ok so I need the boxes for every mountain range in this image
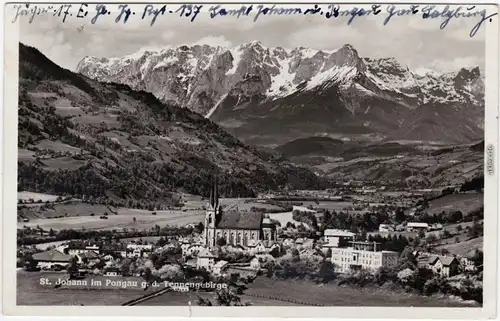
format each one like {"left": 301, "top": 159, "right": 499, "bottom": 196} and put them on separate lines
{"left": 77, "top": 41, "right": 485, "bottom": 147}
{"left": 17, "top": 43, "right": 325, "bottom": 206}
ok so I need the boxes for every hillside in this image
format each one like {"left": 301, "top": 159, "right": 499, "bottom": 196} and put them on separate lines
{"left": 77, "top": 42, "right": 484, "bottom": 146}
{"left": 276, "top": 138, "right": 422, "bottom": 159}
{"left": 310, "top": 142, "right": 484, "bottom": 188}
{"left": 17, "top": 43, "right": 325, "bottom": 207}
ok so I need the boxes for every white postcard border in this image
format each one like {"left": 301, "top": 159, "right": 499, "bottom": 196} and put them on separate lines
{"left": 2, "top": 0, "right": 499, "bottom": 318}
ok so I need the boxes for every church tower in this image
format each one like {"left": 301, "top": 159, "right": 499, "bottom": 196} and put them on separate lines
{"left": 205, "top": 178, "right": 221, "bottom": 247}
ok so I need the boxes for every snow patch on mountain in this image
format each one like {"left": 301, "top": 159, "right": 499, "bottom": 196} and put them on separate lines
{"left": 77, "top": 42, "right": 484, "bottom": 119}
{"left": 206, "top": 93, "right": 228, "bottom": 118}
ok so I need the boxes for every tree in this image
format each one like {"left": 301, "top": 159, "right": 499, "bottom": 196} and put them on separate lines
{"left": 418, "top": 230, "right": 425, "bottom": 238}
{"left": 121, "top": 258, "right": 132, "bottom": 276}
{"left": 269, "top": 246, "right": 281, "bottom": 258}
{"left": 23, "top": 254, "right": 39, "bottom": 271}
{"left": 317, "top": 260, "right": 336, "bottom": 283}
{"left": 395, "top": 208, "right": 406, "bottom": 223}
{"left": 133, "top": 217, "right": 137, "bottom": 224}
{"left": 194, "top": 222, "right": 204, "bottom": 234}
{"left": 398, "top": 247, "right": 417, "bottom": 270}
{"left": 468, "top": 221, "right": 482, "bottom": 239}
{"left": 439, "top": 249, "right": 449, "bottom": 255}
{"left": 143, "top": 267, "right": 154, "bottom": 283}
{"left": 471, "top": 249, "right": 483, "bottom": 270}
{"left": 425, "top": 234, "right": 437, "bottom": 244}
{"left": 216, "top": 237, "right": 227, "bottom": 247}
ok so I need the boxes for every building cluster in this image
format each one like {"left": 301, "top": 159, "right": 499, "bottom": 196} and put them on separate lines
{"left": 28, "top": 182, "right": 479, "bottom": 282}
{"left": 413, "top": 250, "right": 476, "bottom": 277}
{"left": 32, "top": 240, "right": 156, "bottom": 271}
{"left": 322, "top": 229, "right": 399, "bottom": 274}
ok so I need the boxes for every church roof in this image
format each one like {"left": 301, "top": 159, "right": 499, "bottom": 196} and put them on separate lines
{"left": 216, "top": 211, "right": 263, "bottom": 230}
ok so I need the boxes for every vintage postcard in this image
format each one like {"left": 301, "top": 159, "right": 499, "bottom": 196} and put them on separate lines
{"left": 2, "top": 1, "right": 499, "bottom": 318}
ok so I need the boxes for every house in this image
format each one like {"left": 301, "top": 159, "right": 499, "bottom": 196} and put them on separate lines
{"left": 330, "top": 241, "right": 398, "bottom": 274}
{"left": 180, "top": 240, "right": 192, "bottom": 255}
{"left": 125, "top": 243, "right": 154, "bottom": 258}
{"left": 406, "top": 222, "right": 429, "bottom": 232}
{"left": 64, "top": 241, "right": 100, "bottom": 255}
{"left": 104, "top": 267, "right": 121, "bottom": 276}
{"left": 417, "top": 254, "right": 459, "bottom": 277}
{"left": 247, "top": 240, "right": 281, "bottom": 255}
{"left": 32, "top": 249, "right": 72, "bottom": 269}
{"left": 101, "top": 252, "right": 118, "bottom": 261}
{"left": 196, "top": 248, "right": 216, "bottom": 271}
{"left": 183, "top": 243, "right": 205, "bottom": 257}
{"left": 76, "top": 251, "right": 100, "bottom": 265}
{"left": 101, "top": 243, "right": 126, "bottom": 258}
{"left": 213, "top": 260, "right": 229, "bottom": 276}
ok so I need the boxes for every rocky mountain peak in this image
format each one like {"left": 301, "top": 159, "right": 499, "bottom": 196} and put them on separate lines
{"left": 76, "top": 42, "right": 483, "bottom": 144}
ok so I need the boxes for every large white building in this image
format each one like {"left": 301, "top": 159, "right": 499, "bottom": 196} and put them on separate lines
{"left": 406, "top": 222, "right": 429, "bottom": 232}
{"left": 330, "top": 241, "right": 399, "bottom": 273}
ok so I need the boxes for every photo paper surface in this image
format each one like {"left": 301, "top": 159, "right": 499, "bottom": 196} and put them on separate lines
{"left": 2, "top": 1, "right": 499, "bottom": 318}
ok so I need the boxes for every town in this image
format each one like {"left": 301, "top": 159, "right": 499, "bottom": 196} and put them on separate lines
{"left": 17, "top": 178, "right": 484, "bottom": 306}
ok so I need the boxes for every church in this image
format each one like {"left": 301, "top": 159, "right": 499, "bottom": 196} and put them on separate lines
{"left": 203, "top": 179, "right": 278, "bottom": 249}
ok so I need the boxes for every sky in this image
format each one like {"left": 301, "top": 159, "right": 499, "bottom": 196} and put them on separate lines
{"left": 12, "top": 3, "right": 493, "bottom": 73}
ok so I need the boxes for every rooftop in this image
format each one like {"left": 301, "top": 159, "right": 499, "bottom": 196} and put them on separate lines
{"left": 213, "top": 260, "right": 228, "bottom": 268}
{"left": 198, "top": 248, "right": 216, "bottom": 258}
{"left": 216, "top": 211, "right": 263, "bottom": 230}
{"left": 324, "top": 229, "right": 356, "bottom": 237}
{"left": 77, "top": 251, "right": 99, "bottom": 259}
{"left": 407, "top": 222, "right": 429, "bottom": 227}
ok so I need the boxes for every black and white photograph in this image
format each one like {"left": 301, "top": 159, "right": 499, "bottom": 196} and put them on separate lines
{"left": 3, "top": 1, "right": 499, "bottom": 317}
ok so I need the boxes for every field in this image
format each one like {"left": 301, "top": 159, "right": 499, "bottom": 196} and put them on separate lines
{"left": 427, "top": 193, "right": 483, "bottom": 215}
{"left": 17, "top": 272, "right": 480, "bottom": 307}
{"left": 300, "top": 201, "right": 353, "bottom": 211}
{"left": 241, "top": 278, "right": 479, "bottom": 307}
{"left": 18, "top": 191, "right": 60, "bottom": 203}
{"left": 119, "top": 236, "right": 164, "bottom": 243}
{"left": 268, "top": 211, "right": 310, "bottom": 229}
{"left": 17, "top": 198, "right": 270, "bottom": 231}
{"left": 139, "top": 277, "right": 479, "bottom": 307}
{"left": 18, "top": 205, "right": 205, "bottom": 231}
{"left": 17, "top": 271, "right": 151, "bottom": 306}
{"left": 35, "top": 239, "right": 79, "bottom": 250}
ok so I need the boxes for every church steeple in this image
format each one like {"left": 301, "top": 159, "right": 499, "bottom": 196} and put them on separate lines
{"left": 214, "top": 178, "right": 219, "bottom": 208}
{"left": 209, "top": 180, "right": 214, "bottom": 208}
{"left": 208, "top": 177, "right": 219, "bottom": 209}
